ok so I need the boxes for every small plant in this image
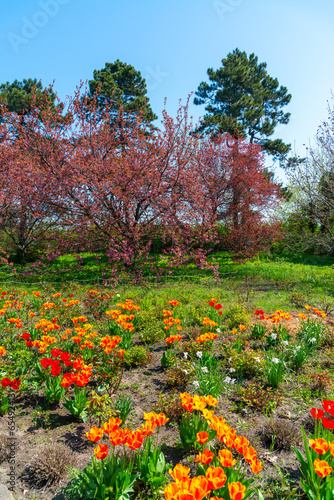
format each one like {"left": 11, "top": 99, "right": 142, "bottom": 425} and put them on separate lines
{"left": 227, "top": 347, "right": 265, "bottom": 378}
{"left": 153, "top": 391, "right": 186, "bottom": 422}
{"left": 251, "top": 322, "right": 267, "bottom": 339}
{"left": 310, "top": 371, "right": 333, "bottom": 392}
{"left": 264, "top": 353, "right": 287, "bottom": 388}
{"left": 166, "top": 366, "right": 191, "bottom": 387}
{"left": 285, "top": 341, "right": 309, "bottom": 371}
{"left": 289, "top": 292, "right": 307, "bottom": 308}
{"left": 123, "top": 346, "right": 152, "bottom": 367}
{"left": 261, "top": 418, "right": 301, "bottom": 450}
{"left": 64, "top": 385, "right": 89, "bottom": 422}
{"left": 238, "top": 382, "right": 281, "bottom": 414}
{"left": 23, "top": 442, "right": 75, "bottom": 487}
{"left": 298, "top": 318, "right": 327, "bottom": 349}
{"left": 114, "top": 394, "right": 135, "bottom": 425}
{"left": 193, "top": 364, "right": 225, "bottom": 399}
{"left": 86, "top": 391, "right": 117, "bottom": 427}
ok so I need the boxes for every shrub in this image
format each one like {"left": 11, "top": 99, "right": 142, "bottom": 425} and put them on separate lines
{"left": 238, "top": 382, "right": 281, "bottom": 414}
{"left": 221, "top": 303, "right": 249, "bottom": 331}
{"left": 153, "top": 391, "right": 186, "bottom": 422}
{"left": 166, "top": 366, "right": 192, "bottom": 387}
{"left": 23, "top": 442, "right": 75, "bottom": 487}
{"left": 123, "top": 346, "right": 152, "bottom": 367}
{"left": 260, "top": 418, "right": 301, "bottom": 450}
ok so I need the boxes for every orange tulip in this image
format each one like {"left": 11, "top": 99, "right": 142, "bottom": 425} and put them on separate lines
{"left": 196, "top": 431, "right": 209, "bottom": 445}
{"left": 195, "top": 449, "right": 214, "bottom": 465}
{"left": 169, "top": 464, "right": 191, "bottom": 483}
{"left": 309, "top": 438, "right": 330, "bottom": 454}
{"left": 125, "top": 430, "right": 144, "bottom": 450}
{"left": 243, "top": 446, "right": 257, "bottom": 463}
{"left": 103, "top": 417, "right": 122, "bottom": 434}
{"left": 206, "top": 466, "right": 227, "bottom": 490}
{"left": 109, "top": 428, "right": 131, "bottom": 446}
{"left": 218, "top": 448, "right": 236, "bottom": 467}
{"left": 189, "top": 476, "right": 211, "bottom": 500}
{"left": 86, "top": 427, "right": 104, "bottom": 442}
{"left": 234, "top": 436, "right": 249, "bottom": 454}
{"left": 250, "top": 459, "right": 263, "bottom": 474}
{"left": 94, "top": 444, "right": 109, "bottom": 460}
{"left": 204, "top": 395, "right": 218, "bottom": 407}
{"left": 228, "top": 481, "right": 247, "bottom": 500}
{"left": 314, "top": 459, "right": 333, "bottom": 477}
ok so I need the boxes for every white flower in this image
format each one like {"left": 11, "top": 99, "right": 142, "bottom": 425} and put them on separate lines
{"left": 216, "top": 328, "right": 221, "bottom": 334}
{"left": 224, "top": 376, "right": 235, "bottom": 384}
{"left": 201, "top": 367, "right": 209, "bottom": 373}
{"left": 271, "top": 333, "right": 277, "bottom": 340}
{"left": 295, "top": 345, "right": 301, "bottom": 350}
{"left": 272, "top": 357, "right": 280, "bottom": 364}
{"left": 229, "top": 357, "right": 232, "bottom": 363}
{"left": 116, "top": 294, "right": 120, "bottom": 297}
{"left": 193, "top": 380, "right": 199, "bottom": 387}
{"left": 196, "top": 351, "right": 203, "bottom": 359}
{"left": 282, "top": 341, "right": 289, "bottom": 346}
{"left": 309, "top": 337, "right": 316, "bottom": 343}
{"left": 183, "top": 352, "right": 188, "bottom": 359}
{"left": 229, "top": 368, "right": 236, "bottom": 373}
{"left": 182, "top": 370, "right": 189, "bottom": 375}
{"left": 254, "top": 357, "right": 261, "bottom": 363}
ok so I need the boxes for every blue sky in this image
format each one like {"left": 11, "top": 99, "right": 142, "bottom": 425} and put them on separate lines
{"left": 1, "top": 0, "right": 334, "bottom": 181}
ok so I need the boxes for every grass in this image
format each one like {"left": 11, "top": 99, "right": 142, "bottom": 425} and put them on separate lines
{"left": 0, "top": 252, "right": 334, "bottom": 497}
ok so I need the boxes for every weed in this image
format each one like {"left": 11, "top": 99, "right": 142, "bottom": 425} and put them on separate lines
{"left": 123, "top": 346, "right": 152, "bottom": 367}
{"left": 23, "top": 442, "right": 75, "bottom": 487}
{"left": 260, "top": 418, "right": 301, "bottom": 450}
{"left": 238, "top": 382, "right": 281, "bottom": 414}
{"left": 153, "top": 391, "right": 185, "bottom": 422}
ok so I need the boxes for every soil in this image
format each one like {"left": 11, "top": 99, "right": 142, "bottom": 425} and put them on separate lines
{"left": 0, "top": 310, "right": 333, "bottom": 499}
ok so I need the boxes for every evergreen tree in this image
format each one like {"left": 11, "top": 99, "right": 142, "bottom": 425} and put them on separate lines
{"left": 194, "top": 48, "right": 292, "bottom": 162}
{"left": 89, "top": 60, "right": 156, "bottom": 122}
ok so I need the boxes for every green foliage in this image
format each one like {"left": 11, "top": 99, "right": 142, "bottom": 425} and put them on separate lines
{"left": 63, "top": 453, "right": 138, "bottom": 500}
{"left": 227, "top": 348, "right": 265, "bottom": 378}
{"left": 194, "top": 48, "right": 291, "bottom": 161}
{"left": 123, "top": 346, "right": 152, "bottom": 367}
{"left": 251, "top": 322, "right": 267, "bottom": 339}
{"left": 44, "top": 375, "right": 65, "bottom": 403}
{"left": 86, "top": 391, "right": 117, "bottom": 427}
{"left": 221, "top": 302, "right": 249, "bottom": 330}
{"left": 264, "top": 353, "right": 287, "bottom": 388}
{"left": 298, "top": 318, "right": 327, "bottom": 349}
{"left": 89, "top": 60, "right": 156, "bottom": 122}
{"left": 177, "top": 411, "right": 215, "bottom": 452}
{"left": 0, "top": 78, "right": 60, "bottom": 117}
{"left": 63, "top": 385, "right": 89, "bottom": 422}
{"left": 135, "top": 437, "right": 168, "bottom": 495}
{"left": 113, "top": 394, "right": 134, "bottom": 425}
{"left": 238, "top": 382, "right": 281, "bottom": 414}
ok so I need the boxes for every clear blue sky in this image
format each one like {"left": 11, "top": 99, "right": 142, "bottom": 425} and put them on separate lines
{"left": 1, "top": 0, "right": 334, "bottom": 180}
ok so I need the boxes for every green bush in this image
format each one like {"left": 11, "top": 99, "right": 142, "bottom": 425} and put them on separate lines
{"left": 123, "top": 346, "right": 152, "bottom": 367}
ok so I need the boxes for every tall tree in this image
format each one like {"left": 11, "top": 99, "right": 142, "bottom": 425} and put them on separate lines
{"left": 89, "top": 60, "right": 157, "bottom": 122}
{"left": 194, "top": 48, "right": 292, "bottom": 162}
{"left": 0, "top": 78, "right": 61, "bottom": 119}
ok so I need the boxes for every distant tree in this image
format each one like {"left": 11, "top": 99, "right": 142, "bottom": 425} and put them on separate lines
{"left": 89, "top": 60, "right": 157, "bottom": 122}
{"left": 0, "top": 78, "right": 62, "bottom": 120}
{"left": 283, "top": 97, "right": 334, "bottom": 253}
{"left": 194, "top": 48, "right": 292, "bottom": 162}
